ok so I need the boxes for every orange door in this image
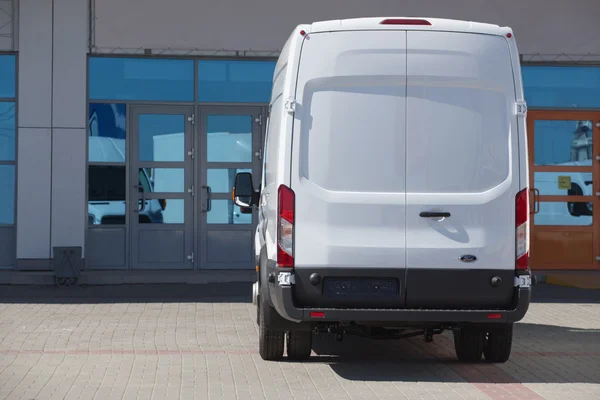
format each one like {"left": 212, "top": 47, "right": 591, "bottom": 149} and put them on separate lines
{"left": 528, "top": 111, "right": 600, "bottom": 270}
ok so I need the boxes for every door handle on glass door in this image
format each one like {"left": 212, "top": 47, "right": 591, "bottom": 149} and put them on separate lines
{"left": 202, "top": 186, "right": 212, "bottom": 212}
{"left": 531, "top": 188, "right": 540, "bottom": 214}
{"left": 134, "top": 185, "right": 146, "bottom": 212}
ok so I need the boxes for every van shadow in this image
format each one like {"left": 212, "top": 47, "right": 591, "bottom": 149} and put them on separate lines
{"left": 307, "top": 322, "right": 600, "bottom": 384}
{"left": 0, "top": 283, "right": 253, "bottom": 304}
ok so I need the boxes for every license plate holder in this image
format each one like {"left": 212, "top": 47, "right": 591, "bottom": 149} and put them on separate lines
{"left": 323, "top": 277, "right": 399, "bottom": 298}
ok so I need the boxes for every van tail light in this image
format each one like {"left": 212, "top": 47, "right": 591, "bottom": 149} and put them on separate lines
{"left": 516, "top": 188, "right": 529, "bottom": 270}
{"left": 277, "top": 185, "right": 295, "bottom": 268}
{"left": 380, "top": 19, "right": 431, "bottom": 26}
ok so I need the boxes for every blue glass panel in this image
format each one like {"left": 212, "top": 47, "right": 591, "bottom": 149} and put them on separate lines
{"left": 534, "top": 120, "right": 593, "bottom": 166}
{"left": 522, "top": 66, "right": 600, "bottom": 109}
{"left": 88, "top": 103, "right": 127, "bottom": 162}
{"left": 0, "top": 55, "right": 15, "bottom": 98}
{"left": 0, "top": 102, "right": 15, "bottom": 161}
{"left": 138, "top": 114, "right": 185, "bottom": 162}
{"left": 89, "top": 58, "right": 194, "bottom": 101}
{"left": 198, "top": 60, "right": 276, "bottom": 103}
{"left": 207, "top": 115, "right": 252, "bottom": 162}
{"left": 0, "top": 165, "right": 15, "bottom": 224}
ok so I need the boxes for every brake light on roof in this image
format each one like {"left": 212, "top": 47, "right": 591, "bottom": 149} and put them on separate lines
{"left": 277, "top": 185, "right": 295, "bottom": 268}
{"left": 380, "top": 19, "right": 432, "bottom": 26}
{"left": 515, "top": 188, "right": 529, "bottom": 270}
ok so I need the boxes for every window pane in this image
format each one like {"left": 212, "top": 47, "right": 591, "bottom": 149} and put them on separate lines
{"left": 534, "top": 201, "right": 592, "bottom": 226}
{"left": 534, "top": 172, "right": 592, "bottom": 196}
{"left": 198, "top": 60, "right": 275, "bottom": 103}
{"left": 88, "top": 103, "right": 126, "bottom": 162}
{"left": 207, "top": 115, "right": 252, "bottom": 162}
{"left": 534, "top": 120, "right": 593, "bottom": 166}
{"left": 88, "top": 166, "right": 126, "bottom": 225}
{"left": 0, "top": 102, "right": 15, "bottom": 161}
{"left": 89, "top": 57, "right": 194, "bottom": 101}
{"left": 522, "top": 66, "right": 600, "bottom": 109}
{"left": 140, "top": 199, "right": 184, "bottom": 224}
{"left": 139, "top": 114, "right": 185, "bottom": 162}
{"left": 0, "top": 55, "right": 16, "bottom": 98}
{"left": 207, "top": 168, "right": 252, "bottom": 193}
{"left": 139, "top": 168, "right": 185, "bottom": 193}
{"left": 207, "top": 199, "right": 252, "bottom": 224}
{"left": 0, "top": 165, "right": 14, "bottom": 224}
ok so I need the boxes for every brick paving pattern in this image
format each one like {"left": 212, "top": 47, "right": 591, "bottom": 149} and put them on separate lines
{"left": 0, "top": 284, "right": 598, "bottom": 400}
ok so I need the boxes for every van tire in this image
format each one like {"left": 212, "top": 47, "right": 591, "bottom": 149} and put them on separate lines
{"left": 286, "top": 330, "right": 312, "bottom": 360}
{"left": 454, "top": 327, "right": 485, "bottom": 362}
{"left": 258, "top": 301, "right": 284, "bottom": 361}
{"left": 484, "top": 324, "right": 513, "bottom": 363}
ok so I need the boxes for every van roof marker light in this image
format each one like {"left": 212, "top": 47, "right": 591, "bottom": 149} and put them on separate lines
{"left": 380, "top": 19, "right": 432, "bottom": 26}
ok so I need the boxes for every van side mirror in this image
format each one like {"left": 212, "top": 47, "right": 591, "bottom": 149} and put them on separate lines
{"left": 232, "top": 172, "right": 257, "bottom": 209}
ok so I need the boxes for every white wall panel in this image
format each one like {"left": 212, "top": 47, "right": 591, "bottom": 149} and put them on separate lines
{"left": 53, "top": 0, "right": 88, "bottom": 128}
{"left": 51, "top": 128, "right": 86, "bottom": 257}
{"left": 17, "top": 0, "right": 52, "bottom": 127}
{"left": 93, "top": 0, "right": 600, "bottom": 55}
{"left": 16, "top": 128, "right": 51, "bottom": 259}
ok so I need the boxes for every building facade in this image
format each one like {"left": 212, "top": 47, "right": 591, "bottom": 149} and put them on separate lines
{"left": 0, "top": 0, "right": 599, "bottom": 284}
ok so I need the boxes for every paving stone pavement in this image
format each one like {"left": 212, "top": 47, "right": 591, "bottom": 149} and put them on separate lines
{"left": 0, "top": 283, "right": 598, "bottom": 400}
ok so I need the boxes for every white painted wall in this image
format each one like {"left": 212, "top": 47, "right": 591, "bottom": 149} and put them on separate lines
{"left": 93, "top": 0, "right": 600, "bottom": 55}
{"left": 16, "top": 0, "right": 87, "bottom": 264}
{"left": 50, "top": 0, "right": 87, "bottom": 257}
{"left": 16, "top": 0, "right": 53, "bottom": 263}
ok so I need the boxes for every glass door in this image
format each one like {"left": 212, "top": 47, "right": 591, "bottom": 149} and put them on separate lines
{"left": 196, "top": 106, "right": 263, "bottom": 269}
{"left": 528, "top": 111, "right": 600, "bottom": 270}
{"left": 129, "top": 106, "right": 195, "bottom": 269}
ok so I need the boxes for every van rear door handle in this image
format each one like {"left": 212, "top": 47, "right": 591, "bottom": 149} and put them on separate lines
{"left": 420, "top": 211, "right": 451, "bottom": 218}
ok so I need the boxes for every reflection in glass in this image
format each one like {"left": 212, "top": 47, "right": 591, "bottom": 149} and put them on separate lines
{"left": 139, "top": 199, "right": 184, "bottom": 224}
{"left": 89, "top": 57, "right": 194, "bottom": 101}
{"left": 207, "top": 168, "right": 252, "bottom": 193}
{"left": 207, "top": 115, "right": 252, "bottom": 162}
{"left": 0, "top": 55, "right": 16, "bottom": 98}
{"left": 522, "top": 66, "right": 600, "bottom": 109}
{"left": 139, "top": 114, "right": 185, "bottom": 162}
{"left": 534, "top": 201, "right": 592, "bottom": 226}
{"left": 534, "top": 120, "right": 593, "bottom": 166}
{"left": 534, "top": 172, "right": 593, "bottom": 196}
{"left": 207, "top": 200, "right": 252, "bottom": 224}
{"left": 138, "top": 168, "right": 185, "bottom": 193}
{"left": 88, "top": 103, "right": 127, "bottom": 162}
{"left": 87, "top": 166, "right": 126, "bottom": 225}
{"left": 198, "top": 60, "right": 276, "bottom": 103}
{"left": 0, "top": 165, "right": 14, "bottom": 224}
{"left": 0, "top": 102, "right": 15, "bottom": 161}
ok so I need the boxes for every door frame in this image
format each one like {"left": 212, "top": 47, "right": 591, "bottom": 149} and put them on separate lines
{"left": 528, "top": 110, "right": 600, "bottom": 270}
{"left": 128, "top": 104, "right": 195, "bottom": 269}
{"left": 194, "top": 105, "right": 265, "bottom": 270}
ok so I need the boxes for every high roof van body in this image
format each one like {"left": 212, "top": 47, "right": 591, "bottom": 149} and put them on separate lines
{"left": 233, "top": 17, "right": 531, "bottom": 362}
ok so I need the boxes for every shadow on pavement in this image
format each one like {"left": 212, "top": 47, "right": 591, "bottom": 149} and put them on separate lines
{"left": 531, "top": 283, "right": 600, "bottom": 303}
{"left": 310, "top": 322, "right": 600, "bottom": 384}
{"left": 0, "top": 283, "right": 253, "bottom": 304}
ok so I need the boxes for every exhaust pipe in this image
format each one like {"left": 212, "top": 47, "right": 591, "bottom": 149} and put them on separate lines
{"left": 252, "top": 282, "right": 259, "bottom": 305}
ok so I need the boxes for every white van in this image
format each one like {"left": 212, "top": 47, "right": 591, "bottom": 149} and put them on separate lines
{"left": 233, "top": 17, "right": 531, "bottom": 363}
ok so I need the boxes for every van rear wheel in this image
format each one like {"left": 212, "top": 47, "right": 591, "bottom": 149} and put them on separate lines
{"left": 258, "top": 301, "right": 284, "bottom": 361}
{"left": 454, "top": 327, "right": 485, "bottom": 362}
{"left": 286, "top": 330, "right": 312, "bottom": 360}
{"left": 484, "top": 324, "right": 513, "bottom": 363}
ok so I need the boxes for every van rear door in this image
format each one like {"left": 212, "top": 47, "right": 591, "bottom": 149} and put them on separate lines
{"left": 404, "top": 31, "right": 520, "bottom": 309}
{"left": 289, "top": 30, "right": 408, "bottom": 309}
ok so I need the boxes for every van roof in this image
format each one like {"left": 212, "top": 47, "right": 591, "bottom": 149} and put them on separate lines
{"left": 304, "top": 17, "right": 509, "bottom": 37}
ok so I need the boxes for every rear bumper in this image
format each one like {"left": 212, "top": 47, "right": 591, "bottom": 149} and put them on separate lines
{"left": 270, "top": 283, "right": 531, "bottom": 324}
